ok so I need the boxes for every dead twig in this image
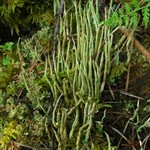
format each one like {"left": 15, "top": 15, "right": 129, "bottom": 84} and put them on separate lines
{"left": 125, "top": 63, "right": 130, "bottom": 92}
{"left": 53, "top": 0, "right": 64, "bottom": 55}
{"left": 111, "top": 127, "right": 137, "bottom": 150}
{"left": 120, "top": 91, "right": 145, "bottom": 100}
{"left": 119, "top": 26, "right": 150, "bottom": 64}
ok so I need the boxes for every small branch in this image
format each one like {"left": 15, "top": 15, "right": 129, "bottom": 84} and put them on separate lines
{"left": 119, "top": 26, "right": 150, "bottom": 64}
{"left": 125, "top": 63, "right": 130, "bottom": 92}
{"left": 111, "top": 127, "right": 137, "bottom": 150}
{"left": 120, "top": 91, "right": 145, "bottom": 100}
{"left": 53, "top": 0, "right": 64, "bottom": 55}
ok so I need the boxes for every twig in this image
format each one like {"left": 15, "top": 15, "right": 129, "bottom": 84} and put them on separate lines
{"left": 137, "top": 133, "right": 144, "bottom": 150}
{"left": 14, "top": 141, "right": 37, "bottom": 149}
{"left": 125, "top": 63, "right": 130, "bottom": 92}
{"left": 120, "top": 91, "right": 145, "bottom": 100}
{"left": 143, "top": 134, "right": 150, "bottom": 150}
{"left": 111, "top": 127, "right": 136, "bottom": 150}
{"left": 119, "top": 26, "right": 150, "bottom": 64}
{"left": 53, "top": 0, "right": 64, "bottom": 55}
{"left": 117, "top": 119, "right": 131, "bottom": 148}
{"left": 107, "top": 83, "right": 115, "bottom": 99}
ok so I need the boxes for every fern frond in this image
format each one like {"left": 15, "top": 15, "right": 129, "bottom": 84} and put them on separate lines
{"left": 118, "top": 9, "right": 124, "bottom": 26}
{"left": 132, "top": 0, "right": 140, "bottom": 9}
{"left": 125, "top": 3, "right": 131, "bottom": 14}
{"left": 132, "top": 12, "right": 138, "bottom": 27}
{"left": 105, "top": 0, "right": 150, "bottom": 28}
{"left": 112, "top": 12, "right": 119, "bottom": 26}
{"left": 142, "top": 7, "right": 150, "bottom": 28}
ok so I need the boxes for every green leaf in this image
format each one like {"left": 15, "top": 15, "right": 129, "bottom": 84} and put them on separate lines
{"left": 2, "top": 57, "right": 11, "bottom": 66}
{"left": 118, "top": 9, "right": 124, "bottom": 26}
{"left": 125, "top": 3, "right": 131, "bottom": 14}
{"left": 112, "top": 12, "right": 119, "bottom": 27}
{"left": 132, "top": 12, "right": 138, "bottom": 27}
{"left": 4, "top": 42, "right": 14, "bottom": 51}
{"left": 124, "top": 15, "right": 129, "bottom": 27}
{"left": 132, "top": 0, "right": 140, "bottom": 9}
{"left": 142, "top": 7, "right": 150, "bottom": 28}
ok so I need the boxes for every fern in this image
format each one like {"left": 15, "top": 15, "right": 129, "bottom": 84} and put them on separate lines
{"left": 105, "top": 0, "right": 150, "bottom": 28}
{"left": 118, "top": 9, "right": 124, "bottom": 26}
{"left": 122, "top": 3, "right": 131, "bottom": 27}
{"left": 142, "top": 7, "right": 150, "bottom": 28}
{"left": 132, "top": 0, "right": 140, "bottom": 9}
{"left": 125, "top": 3, "right": 131, "bottom": 14}
{"left": 112, "top": 12, "right": 119, "bottom": 27}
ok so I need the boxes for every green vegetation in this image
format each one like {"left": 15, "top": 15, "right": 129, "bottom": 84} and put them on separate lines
{"left": 0, "top": 0, "right": 53, "bottom": 34}
{"left": 0, "top": 0, "right": 150, "bottom": 149}
{"left": 105, "top": 0, "right": 150, "bottom": 28}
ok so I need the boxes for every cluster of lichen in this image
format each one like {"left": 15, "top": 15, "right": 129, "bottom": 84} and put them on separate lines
{"left": 0, "top": 0, "right": 150, "bottom": 149}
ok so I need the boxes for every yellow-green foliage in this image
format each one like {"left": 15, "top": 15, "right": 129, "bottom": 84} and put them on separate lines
{"left": 0, "top": 121, "right": 21, "bottom": 149}
{"left": 0, "top": 0, "right": 53, "bottom": 34}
